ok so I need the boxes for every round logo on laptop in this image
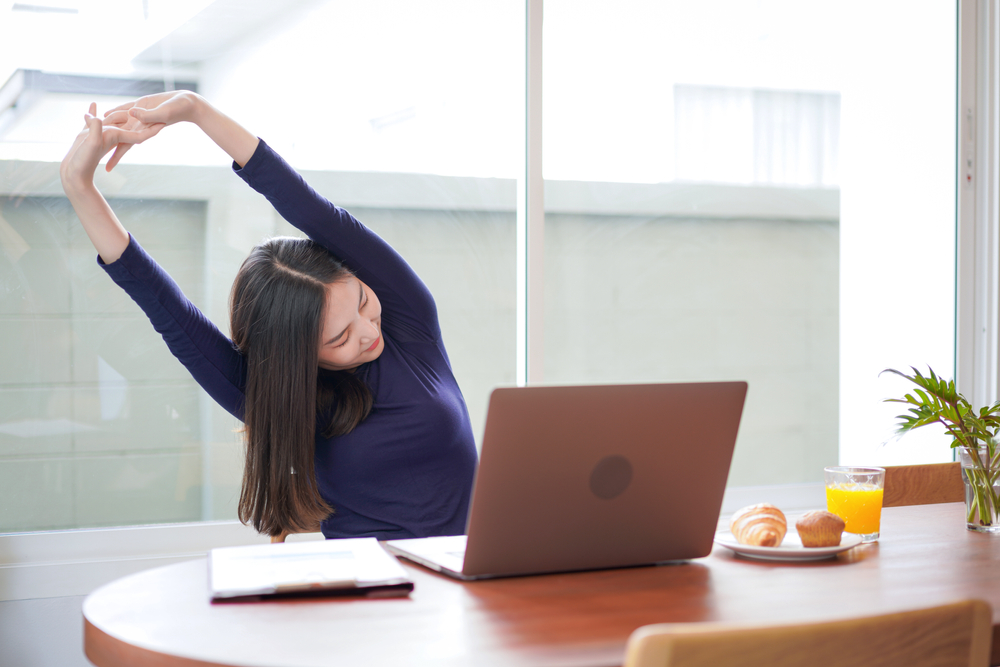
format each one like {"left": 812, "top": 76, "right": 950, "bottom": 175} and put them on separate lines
{"left": 589, "top": 455, "right": 633, "bottom": 500}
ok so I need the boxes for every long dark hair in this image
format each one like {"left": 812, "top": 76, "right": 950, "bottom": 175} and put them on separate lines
{"left": 230, "top": 237, "right": 373, "bottom": 537}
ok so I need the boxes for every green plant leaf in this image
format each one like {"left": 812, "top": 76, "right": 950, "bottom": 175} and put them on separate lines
{"left": 881, "top": 366, "right": 981, "bottom": 450}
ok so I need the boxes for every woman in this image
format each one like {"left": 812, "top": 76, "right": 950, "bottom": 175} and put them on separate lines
{"left": 60, "top": 92, "right": 478, "bottom": 540}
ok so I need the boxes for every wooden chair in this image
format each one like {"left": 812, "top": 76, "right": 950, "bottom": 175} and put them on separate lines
{"left": 883, "top": 462, "right": 964, "bottom": 507}
{"left": 623, "top": 599, "right": 991, "bottom": 667}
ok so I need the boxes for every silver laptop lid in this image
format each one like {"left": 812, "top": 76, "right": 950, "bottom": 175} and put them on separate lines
{"left": 462, "top": 382, "right": 747, "bottom": 578}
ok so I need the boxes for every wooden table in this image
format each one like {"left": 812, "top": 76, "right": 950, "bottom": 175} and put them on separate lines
{"left": 83, "top": 503, "right": 1000, "bottom": 667}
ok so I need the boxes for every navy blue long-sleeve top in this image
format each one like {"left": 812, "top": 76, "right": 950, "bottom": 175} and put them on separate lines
{"left": 100, "top": 139, "right": 478, "bottom": 539}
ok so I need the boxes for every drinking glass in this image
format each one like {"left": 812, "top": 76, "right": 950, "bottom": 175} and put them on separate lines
{"left": 824, "top": 466, "right": 885, "bottom": 543}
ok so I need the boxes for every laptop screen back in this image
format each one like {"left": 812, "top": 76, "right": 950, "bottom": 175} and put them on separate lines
{"left": 462, "top": 382, "right": 747, "bottom": 578}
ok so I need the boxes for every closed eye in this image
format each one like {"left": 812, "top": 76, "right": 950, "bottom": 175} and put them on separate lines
{"left": 324, "top": 281, "right": 365, "bottom": 348}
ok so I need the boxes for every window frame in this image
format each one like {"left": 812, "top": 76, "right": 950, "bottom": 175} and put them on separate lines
{"left": 957, "top": 0, "right": 1000, "bottom": 407}
{"left": 4, "top": 0, "right": 998, "bottom": 603}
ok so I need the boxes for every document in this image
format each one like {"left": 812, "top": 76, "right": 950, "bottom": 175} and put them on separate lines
{"left": 209, "top": 537, "right": 413, "bottom": 602}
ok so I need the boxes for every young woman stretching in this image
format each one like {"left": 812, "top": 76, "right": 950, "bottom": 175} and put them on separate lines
{"left": 60, "top": 92, "right": 478, "bottom": 541}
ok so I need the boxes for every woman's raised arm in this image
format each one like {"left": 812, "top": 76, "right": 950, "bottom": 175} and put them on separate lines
{"left": 61, "top": 101, "right": 249, "bottom": 419}
{"left": 102, "top": 91, "right": 258, "bottom": 170}
{"left": 103, "top": 92, "right": 442, "bottom": 341}
{"left": 60, "top": 102, "right": 160, "bottom": 263}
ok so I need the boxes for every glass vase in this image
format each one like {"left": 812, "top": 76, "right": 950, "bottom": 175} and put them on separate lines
{"left": 959, "top": 446, "right": 1000, "bottom": 533}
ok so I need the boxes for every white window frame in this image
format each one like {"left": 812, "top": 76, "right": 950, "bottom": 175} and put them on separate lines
{"left": 957, "top": 0, "right": 1000, "bottom": 406}
{"left": 4, "top": 0, "right": 998, "bottom": 604}
{"left": 517, "top": 0, "right": 545, "bottom": 385}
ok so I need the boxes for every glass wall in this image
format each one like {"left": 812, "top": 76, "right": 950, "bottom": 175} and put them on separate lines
{"left": 0, "top": 0, "right": 960, "bottom": 532}
{"left": 0, "top": 0, "right": 521, "bottom": 531}
{"left": 543, "top": 0, "right": 957, "bottom": 485}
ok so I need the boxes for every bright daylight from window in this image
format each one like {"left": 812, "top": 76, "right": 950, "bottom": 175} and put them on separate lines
{"left": 0, "top": 0, "right": 956, "bottom": 532}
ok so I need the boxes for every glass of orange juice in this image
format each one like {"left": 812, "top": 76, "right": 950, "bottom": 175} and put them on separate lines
{"left": 824, "top": 466, "right": 885, "bottom": 543}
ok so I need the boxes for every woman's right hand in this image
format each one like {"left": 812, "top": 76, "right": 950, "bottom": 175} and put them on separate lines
{"left": 61, "top": 102, "right": 162, "bottom": 192}
{"left": 60, "top": 103, "right": 153, "bottom": 263}
{"left": 102, "top": 91, "right": 204, "bottom": 170}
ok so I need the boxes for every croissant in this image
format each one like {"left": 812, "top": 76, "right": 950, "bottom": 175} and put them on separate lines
{"left": 795, "top": 510, "right": 845, "bottom": 548}
{"left": 730, "top": 503, "right": 787, "bottom": 547}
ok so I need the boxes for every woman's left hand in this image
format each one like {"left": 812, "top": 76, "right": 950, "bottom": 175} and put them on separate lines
{"left": 101, "top": 100, "right": 170, "bottom": 171}
{"left": 102, "top": 91, "right": 200, "bottom": 170}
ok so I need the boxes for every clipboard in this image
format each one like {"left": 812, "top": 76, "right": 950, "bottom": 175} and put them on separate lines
{"left": 209, "top": 537, "right": 414, "bottom": 602}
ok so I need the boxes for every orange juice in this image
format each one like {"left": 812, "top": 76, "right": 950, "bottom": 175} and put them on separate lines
{"left": 826, "top": 483, "right": 884, "bottom": 534}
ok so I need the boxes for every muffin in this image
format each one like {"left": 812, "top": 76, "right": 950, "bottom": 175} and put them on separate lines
{"left": 795, "top": 510, "right": 846, "bottom": 547}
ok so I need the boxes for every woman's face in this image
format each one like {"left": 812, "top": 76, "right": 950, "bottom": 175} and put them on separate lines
{"left": 318, "top": 277, "right": 384, "bottom": 371}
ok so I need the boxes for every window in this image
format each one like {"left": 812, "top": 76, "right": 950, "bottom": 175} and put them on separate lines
{"left": 0, "top": 0, "right": 974, "bottom": 533}
{"left": 674, "top": 84, "right": 840, "bottom": 187}
{"left": 543, "top": 0, "right": 957, "bottom": 487}
{"left": 0, "top": 0, "right": 522, "bottom": 532}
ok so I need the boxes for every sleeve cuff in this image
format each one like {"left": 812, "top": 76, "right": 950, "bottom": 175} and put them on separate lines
{"left": 96, "top": 232, "right": 137, "bottom": 270}
{"left": 232, "top": 138, "right": 270, "bottom": 182}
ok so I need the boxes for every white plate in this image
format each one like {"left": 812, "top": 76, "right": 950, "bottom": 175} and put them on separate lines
{"left": 713, "top": 531, "right": 863, "bottom": 562}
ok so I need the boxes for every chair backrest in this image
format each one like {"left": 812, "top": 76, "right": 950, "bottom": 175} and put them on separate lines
{"left": 883, "top": 462, "right": 963, "bottom": 507}
{"left": 623, "top": 599, "right": 991, "bottom": 667}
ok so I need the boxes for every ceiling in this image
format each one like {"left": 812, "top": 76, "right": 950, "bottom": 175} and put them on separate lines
{"left": 1, "top": 0, "right": 319, "bottom": 84}
{"left": 132, "top": 0, "right": 320, "bottom": 68}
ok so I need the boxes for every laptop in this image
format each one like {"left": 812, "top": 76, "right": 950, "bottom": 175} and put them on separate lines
{"left": 385, "top": 381, "right": 747, "bottom": 580}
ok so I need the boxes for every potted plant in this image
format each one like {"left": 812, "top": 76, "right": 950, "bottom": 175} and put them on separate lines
{"left": 883, "top": 366, "right": 1000, "bottom": 532}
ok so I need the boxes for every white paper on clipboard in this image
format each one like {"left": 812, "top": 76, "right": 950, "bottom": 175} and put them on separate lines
{"left": 209, "top": 537, "right": 412, "bottom": 600}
